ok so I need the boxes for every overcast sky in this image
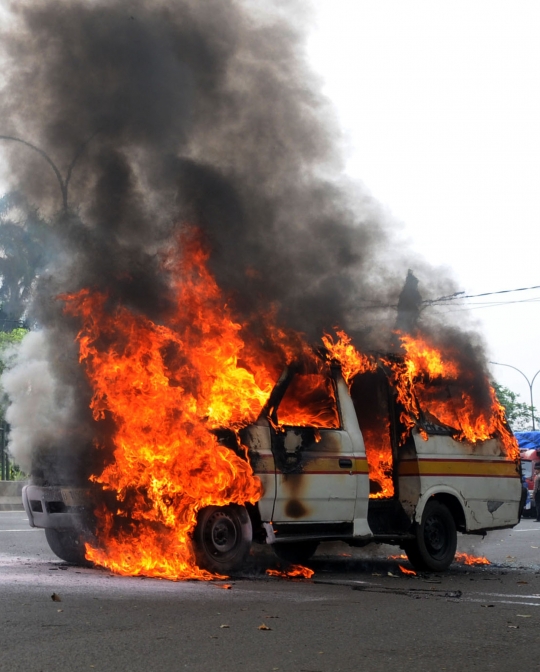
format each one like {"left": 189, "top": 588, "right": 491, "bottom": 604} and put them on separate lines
{"left": 308, "top": 0, "right": 540, "bottom": 408}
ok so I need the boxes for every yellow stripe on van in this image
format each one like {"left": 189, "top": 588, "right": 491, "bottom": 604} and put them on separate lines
{"left": 398, "top": 458, "right": 519, "bottom": 478}
{"left": 292, "top": 456, "right": 370, "bottom": 474}
{"left": 354, "top": 458, "right": 370, "bottom": 474}
{"left": 252, "top": 454, "right": 369, "bottom": 475}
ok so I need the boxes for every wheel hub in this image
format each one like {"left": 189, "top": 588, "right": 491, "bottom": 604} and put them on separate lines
{"left": 208, "top": 512, "right": 237, "bottom": 554}
{"left": 424, "top": 515, "right": 446, "bottom": 553}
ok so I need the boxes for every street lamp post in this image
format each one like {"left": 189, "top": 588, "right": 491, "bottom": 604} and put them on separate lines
{"left": 490, "top": 361, "right": 540, "bottom": 431}
{"left": 0, "top": 132, "right": 98, "bottom": 212}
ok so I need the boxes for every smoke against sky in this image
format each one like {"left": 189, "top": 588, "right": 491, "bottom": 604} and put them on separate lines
{"left": 308, "top": 1, "right": 540, "bottom": 404}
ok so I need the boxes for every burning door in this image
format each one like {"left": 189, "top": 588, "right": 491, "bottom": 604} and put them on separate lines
{"left": 269, "top": 366, "right": 358, "bottom": 524}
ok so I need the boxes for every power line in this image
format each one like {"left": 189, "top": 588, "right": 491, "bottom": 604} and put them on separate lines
{"left": 356, "top": 282, "right": 540, "bottom": 311}
{"left": 425, "top": 283, "right": 540, "bottom": 305}
{"left": 435, "top": 296, "right": 540, "bottom": 312}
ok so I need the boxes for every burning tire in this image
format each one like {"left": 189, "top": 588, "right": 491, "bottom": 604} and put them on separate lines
{"left": 193, "top": 504, "right": 252, "bottom": 574}
{"left": 45, "top": 528, "right": 90, "bottom": 565}
{"left": 403, "top": 500, "right": 457, "bottom": 572}
{"left": 273, "top": 540, "right": 319, "bottom": 564}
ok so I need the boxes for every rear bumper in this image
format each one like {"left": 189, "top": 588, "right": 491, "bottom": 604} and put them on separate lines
{"left": 22, "top": 484, "right": 92, "bottom": 530}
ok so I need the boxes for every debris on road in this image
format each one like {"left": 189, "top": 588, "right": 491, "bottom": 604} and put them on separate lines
{"left": 443, "top": 590, "right": 462, "bottom": 598}
{"left": 51, "top": 593, "right": 62, "bottom": 602}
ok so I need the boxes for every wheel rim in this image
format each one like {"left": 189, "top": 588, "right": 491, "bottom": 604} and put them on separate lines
{"left": 204, "top": 511, "right": 238, "bottom": 557}
{"left": 424, "top": 514, "right": 448, "bottom": 557}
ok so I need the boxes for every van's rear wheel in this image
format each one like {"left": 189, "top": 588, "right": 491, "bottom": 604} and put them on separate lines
{"left": 403, "top": 501, "right": 457, "bottom": 572}
{"left": 45, "top": 528, "right": 89, "bottom": 565}
{"left": 193, "top": 505, "right": 252, "bottom": 575}
{"left": 274, "top": 540, "right": 319, "bottom": 564}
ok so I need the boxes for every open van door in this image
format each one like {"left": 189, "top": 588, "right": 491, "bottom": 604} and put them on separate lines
{"left": 269, "top": 366, "right": 358, "bottom": 527}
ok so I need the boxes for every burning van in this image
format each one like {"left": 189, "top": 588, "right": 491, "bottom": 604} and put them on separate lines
{"left": 1, "top": 0, "right": 526, "bottom": 581}
{"left": 22, "top": 333, "right": 525, "bottom": 575}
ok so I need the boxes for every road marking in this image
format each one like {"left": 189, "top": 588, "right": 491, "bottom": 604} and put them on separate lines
{"left": 0, "top": 518, "right": 29, "bottom": 522}
{"left": 465, "top": 598, "right": 540, "bottom": 607}
{"left": 0, "top": 529, "right": 37, "bottom": 532}
{"left": 474, "top": 591, "right": 540, "bottom": 600}
{"left": 512, "top": 528, "right": 540, "bottom": 532}
{"left": 341, "top": 578, "right": 540, "bottom": 609}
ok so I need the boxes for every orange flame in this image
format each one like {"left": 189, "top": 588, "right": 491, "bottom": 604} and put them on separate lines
{"left": 361, "top": 422, "right": 394, "bottom": 498}
{"left": 59, "top": 232, "right": 515, "bottom": 580}
{"left": 384, "top": 333, "right": 519, "bottom": 459}
{"left": 265, "top": 565, "right": 314, "bottom": 579}
{"left": 322, "top": 330, "right": 376, "bottom": 385}
{"left": 275, "top": 369, "right": 340, "bottom": 428}
{"left": 321, "top": 330, "right": 519, "bottom": 500}
{"left": 324, "top": 332, "right": 394, "bottom": 497}
{"left": 455, "top": 552, "right": 491, "bottom": 566}
{"left": 398, "top": 564, "right": 417, "bottom": 576}
{"left": 61, "top": 231, "right": 281, "bottom": 580}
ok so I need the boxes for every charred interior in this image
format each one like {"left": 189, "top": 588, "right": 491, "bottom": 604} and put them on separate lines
{"left": 350, "top": 369, "right": 396, "bottom": 498}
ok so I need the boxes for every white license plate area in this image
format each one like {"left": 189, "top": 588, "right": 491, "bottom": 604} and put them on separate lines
{"left": 61, "top": 489, "right": 89, "bottom": 507}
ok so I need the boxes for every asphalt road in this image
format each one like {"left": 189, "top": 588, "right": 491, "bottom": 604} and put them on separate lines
{"left": 1, "top": 510, "right": 540, "bottom": 672}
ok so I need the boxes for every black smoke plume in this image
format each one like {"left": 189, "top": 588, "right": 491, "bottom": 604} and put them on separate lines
{"left": 0, "top": 0, "right": 482, "bottom": 481}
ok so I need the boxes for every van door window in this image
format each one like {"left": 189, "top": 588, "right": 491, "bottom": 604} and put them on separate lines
{"left": 277, "top": 372, "right": 340, "bottom": 429}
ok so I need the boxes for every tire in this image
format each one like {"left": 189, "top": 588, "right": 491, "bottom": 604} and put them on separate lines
{"left": 45, "top": 527, "right": 90, "bottom": 565}
{"left": 193, "top": 504, "right": 252, "bottom": 575}
{"left": 273, "top": 540, "right": 319, "bottom": 564}
{"left": 403, "top": 500, "right": 457, "bottom": 572}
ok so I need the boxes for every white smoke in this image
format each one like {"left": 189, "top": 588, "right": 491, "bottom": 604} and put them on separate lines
{"left": 1, "top": 330, "right": 78, "bottom": 474}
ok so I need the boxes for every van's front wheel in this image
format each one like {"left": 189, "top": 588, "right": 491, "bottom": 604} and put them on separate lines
{"left": 403, "top": 501, "right": 457, "bottom": 572}
{"left": 193, "top": 505, "right": 252, "bottom": 575}
{"left": 45, "top": 527, "right": 90, "bottom": 565}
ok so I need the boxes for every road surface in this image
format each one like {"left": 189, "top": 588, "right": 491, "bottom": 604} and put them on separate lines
{"left": 1, "top": 510, "right": 539, "bottom": 672}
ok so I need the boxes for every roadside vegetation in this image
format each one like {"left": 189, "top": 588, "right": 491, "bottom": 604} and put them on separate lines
{"left": 493, "top": 382, "right": 539, "bottom": 432}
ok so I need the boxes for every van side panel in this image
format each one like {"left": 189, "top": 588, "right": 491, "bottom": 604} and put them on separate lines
{"left": 404, "top": 433, "right": 522, "bottom": 530}
{"left": 271, "top": 429, "right": 358, "bottom": 523}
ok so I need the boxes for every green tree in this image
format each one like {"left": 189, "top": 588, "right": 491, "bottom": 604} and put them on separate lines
{"left": 493, "top": 382, "right": 539, "bottom": 431}
{"left": 0, "top": 327, "right": 29, "bottom": 480}
{"left": 0, "top": 327, "right": 28, "bottom": 375}
{"left": 0, "top": 192, "right": 49, "bottom": 325}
